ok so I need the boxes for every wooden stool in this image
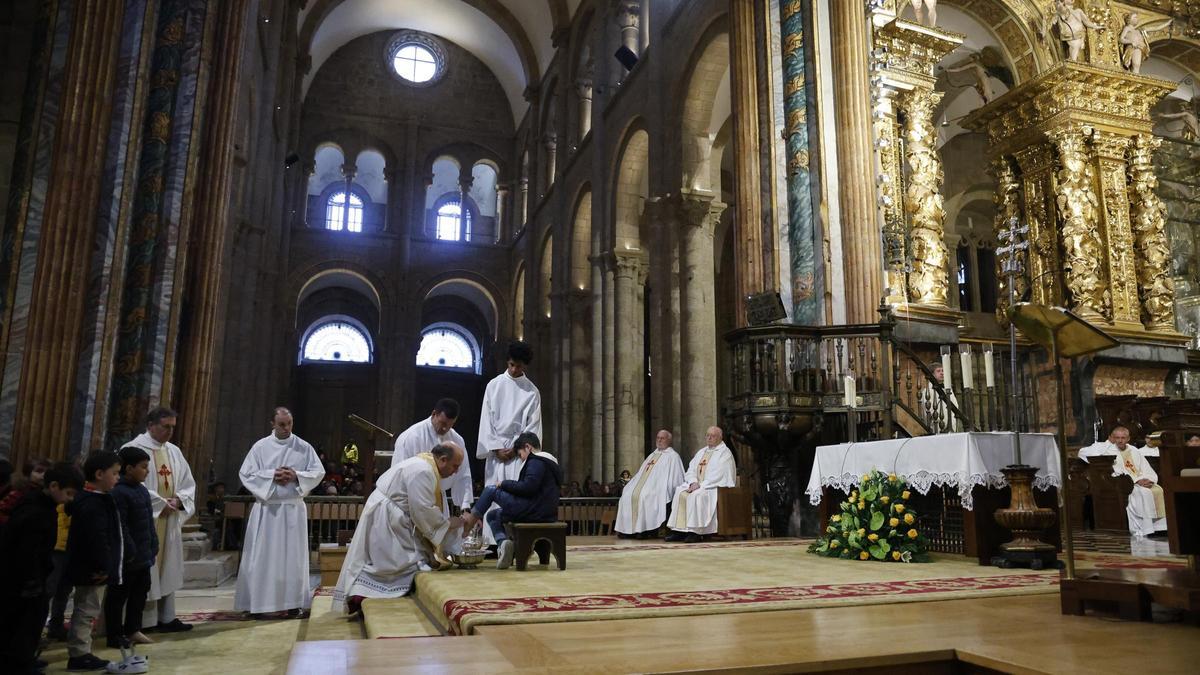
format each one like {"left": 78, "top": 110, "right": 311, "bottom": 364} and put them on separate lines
{"left": 505, "top": 522, "right": 567, "bottom": 571}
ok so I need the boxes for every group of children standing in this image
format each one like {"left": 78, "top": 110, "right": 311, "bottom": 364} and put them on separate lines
{"left": 0, "top": 448, "right": 167, "bottom": 673}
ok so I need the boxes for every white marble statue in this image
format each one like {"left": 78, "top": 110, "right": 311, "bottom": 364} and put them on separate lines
{"left": 1050, "top": 0, "right": 1104, "bottom": 62}
{"left": 1120, "top": 12, "right": 1173, "bottom": 74}
{"left": 908, "top": 0, "right": 937, "bottom": 27}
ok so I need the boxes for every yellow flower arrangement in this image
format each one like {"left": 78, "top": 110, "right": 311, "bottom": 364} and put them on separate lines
{"left": 889, "top": 517, "right": 899, "bottom": 527}
{"left": 808, "top": 469, "right": 929, "bottom": 563}
{"left": 892, "top": 551, "right": 902, "bottom": 561}
{"left": 880, "top": 496, "right": 890, "bottom": 504}
{"left": 867, "top": 533, "right": 879, "bottom": 542}
{"left": 859, "top": 551, "right": 870, "bottom": 560}
{"left": 904, "top": 513, "right": 915, "bottom": 525}
{"left": 907, "top": 528, "right": 918, "bottom": 539}
{"left": 894, "top": 504, "right": 906, "bottom": 513}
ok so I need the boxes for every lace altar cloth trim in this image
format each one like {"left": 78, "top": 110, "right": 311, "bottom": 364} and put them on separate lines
{"left": 806, "top": 471, "right": 1061, "bottom": 511}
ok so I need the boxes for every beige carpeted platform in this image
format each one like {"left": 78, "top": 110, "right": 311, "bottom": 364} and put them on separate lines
{"left": 359, "top": 539, "right": 1122, "bottom": 636}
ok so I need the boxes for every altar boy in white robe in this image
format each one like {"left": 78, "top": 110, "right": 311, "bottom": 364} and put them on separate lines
{"left": 1107, "top": 426, "right": 1168, "bottom": 538}
{"left": 615, "top": 429, "right": 685, "bottom": 538}
{"left": 333, "top": 443, "right": 467, "bottom": 615}
{"left": 665, "top": 426, "right": 737, "bottom": 543}
{"left": 393, "top": 398, "right": 473, "bottom": 510}
{"left": 121, "top": 406, "right": 197, "bottom": 634}
{"left": 476, "top": 340, "right": 542, "bottom": 544}
{"left": 235, "top": 407, "right": 325, "bottom": 617}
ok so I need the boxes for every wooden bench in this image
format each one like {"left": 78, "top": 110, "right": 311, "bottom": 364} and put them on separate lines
{"left": 505, "top": 522, "right": 567, "bottom": 571}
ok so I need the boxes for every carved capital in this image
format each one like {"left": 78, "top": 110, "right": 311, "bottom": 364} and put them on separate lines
{"left": 615, "top": 0, "right": 641, "bottom": 30}
{"left": 613, "top": 249, "right": 648, "bottom": 283}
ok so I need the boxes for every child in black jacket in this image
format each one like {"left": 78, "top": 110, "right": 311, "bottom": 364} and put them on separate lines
{"left": 105, "top": 447, "right": 159, "bottom": 652}
{"left": 0, "top": 462, "right": 83, "bottom": 675}
{"left": 66, "top": 451, "right": 123, "bottom": 672}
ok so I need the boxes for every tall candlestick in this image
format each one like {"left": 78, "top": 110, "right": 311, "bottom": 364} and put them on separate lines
{"left": 984, "top": 344, "right": 995, "bottom": 388}
{"left": 960, "top": 346, "right": 974, "bottom": 390}
{"left": 844, "top": 375, "right": 857, "bottom": 408}
{"left": 940, "top": 347, "right": 953, "bottom": 389}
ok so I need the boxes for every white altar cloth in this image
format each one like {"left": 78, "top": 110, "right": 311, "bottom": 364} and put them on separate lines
{"left": 805, "top": 432, "right": 1061, "bottom": 510}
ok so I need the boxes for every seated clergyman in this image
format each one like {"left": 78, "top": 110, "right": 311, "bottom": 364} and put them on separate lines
{"left": 615, "top": 429, "right": 685, "bottom": 538}
{"left": 664, "top": 426, "right": 736, "bottom": 543}
{"left": 461, "top": 432, "right": 561, "bottom": 569}
{"left": 1104, "top": 426, "right": 1168, "bottom": 538}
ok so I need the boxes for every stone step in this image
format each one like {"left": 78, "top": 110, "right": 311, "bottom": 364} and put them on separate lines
{"left": 182, "top": 551, "right": 238, "bottom": 588}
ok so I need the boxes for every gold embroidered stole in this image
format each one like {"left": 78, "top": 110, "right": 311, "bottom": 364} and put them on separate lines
{"left": 153, "top": 445, "right": 174, "bottom": 563}
{"left": 1120, "top": 449, "right": 1166, "bottom": 518}
{"left": 628, "top": 451, "right": 661, "bottom": 526}
{"left": 673, "top": 449, "right": 712, "bottom": 529}
{"left": 417, "top": 452, "right": 444, "bottom": 511}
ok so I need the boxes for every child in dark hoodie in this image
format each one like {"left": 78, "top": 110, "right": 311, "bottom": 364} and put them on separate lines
{"left": 105, "top": 447, "right": 159, "bottom": 654}
{"left": 463, "top": 432, "right": 562, "bottom": 570}
{"left": 66, "top": 451, "right": 123, "bottom": 672}
{"left": 0, "top": 462, "right": 83, "bottom": 675}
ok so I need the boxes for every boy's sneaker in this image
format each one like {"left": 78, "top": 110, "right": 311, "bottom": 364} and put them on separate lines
{"left": 105, "top": 655, "right": 149, "bottom": 674}
{"left": 496, "top": 540, "right": 515, "bottom": 570}
{"left": 66, "top": 654, "right": 112, "bottom": 671}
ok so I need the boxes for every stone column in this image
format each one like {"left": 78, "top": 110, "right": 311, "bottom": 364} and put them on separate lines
{"left": 495, "top": 182, "right": 509, "bottom": 243}
{"left": 830, "top": 0, "right": 881, "bottom": 324}
{"left": 639, "top": 0, "right": 650, "bottom": 53}
{"left": 576, "top": 69, "right": 594, "bottom": 140}
{"left": 566, "top": 288, "right": 592, "bottom": 481}
{"left": 676, "top": 190, "right": 727, "bottom": 456}
{"left": 730, "top": 0, "right": 768, "bottom": 325}
{"left": 590, "top": 254, "right": 608, "bottom": 480}
{"left": 175, "top": 0, "right": 253, "bottom": 475}
{"left": 301, "top": 160, "right": 316, "bottom": 225}
{"left": 900, "top": 87, "right": 948, "bottom": 307}
{"left": 518, "top": 176, "right": 529, "bottom": 231}
{"left": 1127, "top": 134, "right": 1175, "bottom": 331}
{"left": 991, "top": 156, "right": 1026, "bottom": 321}
{"left": 616, "top": 0, "right": 641, "bottom": 56}
{"left": 382, "top": 167, "right": 397, "bottom": 232}
{"left": 543, "top": 134, "right": 557, "bottom": 193}
{"left": 11, "top": 0, "right": 127, "bottom": 459}
{"left": 612, "top": 249, "right": 647, "bottom": 479}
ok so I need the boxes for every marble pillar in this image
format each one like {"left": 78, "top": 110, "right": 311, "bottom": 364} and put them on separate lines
{"left": 566, "top": 288, "right": 592, "bottom": 482}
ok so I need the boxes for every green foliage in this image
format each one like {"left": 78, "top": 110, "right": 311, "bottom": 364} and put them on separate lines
{"left": 806, "top": 469, "right": 931, "bottom": 563}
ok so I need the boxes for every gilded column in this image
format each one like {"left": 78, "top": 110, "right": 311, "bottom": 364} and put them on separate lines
{"left": 613, "top": 249, "right": 646, "bottom": 479}
{"left": 1050, "top": 126, "right": 1110, "bottom": 322}
{"left": 900, "top": 87, "right": 948, "bottom": 307}
{"left": 1090, "top": 130, "right": 1140, "bottom": 329}
{"left": 730, "top": 0, "right": 769, "bottom": 324}
{"left": 1012, "top": 145, "right": 1062, "bottom": 308}
{"left": 991, "top": 156, "right": 1026, "bottom": 321}
{"left": 12, "top": 0, "right": 127, "bottom": 460}
{"left": 1128, "top": 134, "right": 1175, "bottom": 330}
{"left": 174, "top": 0, "right": 252, "bottom": 475}
{"left": 830, "top": 0, "right": 881, "bottom": 324}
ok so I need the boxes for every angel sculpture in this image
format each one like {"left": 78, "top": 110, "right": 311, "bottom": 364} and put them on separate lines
{"left": 1120, "top": 12, "right": 1174, "bottom": 74}
{"left": 1046, "top": 0, "right": 1105, "bottom": 62}
{"left": 908, "top": 0, "right": 938, "bottom": 27}
{"left": 1154, "top": 97, "right": 1199, "bottom": 141}
{"left": 939, "top": 48, "right": 1014, "bottom": 104}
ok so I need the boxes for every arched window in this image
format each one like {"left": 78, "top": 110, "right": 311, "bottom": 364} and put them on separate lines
{"left": 416, "top": 322, "right": 481, "bottom": 374}
{"left": 436, "top": 198, "right": 472, "bottom": 241}
{"left": 300, "top": 319, "right": 373, "bottom": 363}
{"left": 326, "top": 191, "right": 364, "bottom": 232}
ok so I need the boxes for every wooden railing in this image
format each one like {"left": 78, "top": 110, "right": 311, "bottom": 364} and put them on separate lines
{"left": 557, "top": 497, "right": 619, "bottom": 536}
{"left": 220, "top": 495, "right": 366, "bottom": 551}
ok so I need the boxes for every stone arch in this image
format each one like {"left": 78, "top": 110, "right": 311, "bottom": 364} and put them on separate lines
{"left": 610, "top": 121, "right": 650, "bottom": 251}
{"left": 676, "top": 17, "right": 730, "bottom": 193}
{"left": 569, "top": 185, "right": 593, "bottom": 290}
{"left": 1147, "top": 36, "right": 1200, "bottom": 80}
{"left": 421, "top": 274, "right": 504, "bottom": 342}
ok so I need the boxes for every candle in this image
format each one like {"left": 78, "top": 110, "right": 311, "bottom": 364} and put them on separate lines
{"left": 940, "top": 349, "right": 953, "bottom": 389}
{"left": 984, "top": 345, "right": 995, "bottom": 388}
{"left": 960, "top": 346, "right": 974, "bottom": 390}
{"left": 844, "top": 375, "right": 857, "bottom": 409}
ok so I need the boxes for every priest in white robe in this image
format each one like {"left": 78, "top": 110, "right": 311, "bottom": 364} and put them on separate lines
{"left": 665, "top": 426, "right": 737, "bottom": 543}
{"left": 122, "top": 407, "right": 196, "bottom": 634}
{"left": 333, "top": 443, "right": 467, "bottom": 614}
{"left": 615, "top": 429, "right": 685, "bottom": 537}
{"left": 476, "top": 340, "right": 542, "bottom": 544}
{"left": 392, "top": 398, "right": 473, "bottom": 510}
{"left": 1106, "top": 426, "right": 1168, "bottom": 537}
{"left": 235, "top": 407, "right": 325, "bottom": 617}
